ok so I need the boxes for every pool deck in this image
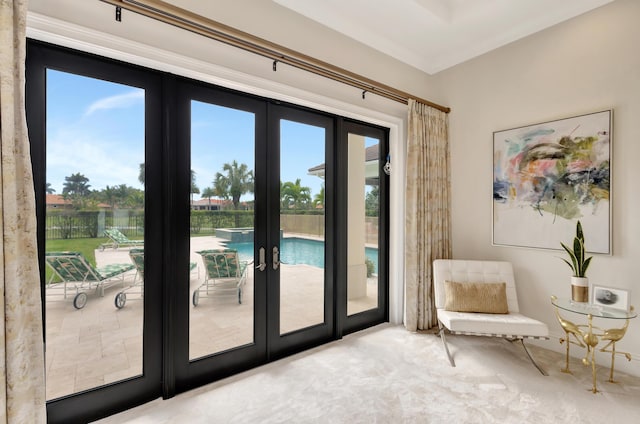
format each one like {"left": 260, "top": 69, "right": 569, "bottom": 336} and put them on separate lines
{"left": 44, "top": 234, "right": 378, "bottom": 400}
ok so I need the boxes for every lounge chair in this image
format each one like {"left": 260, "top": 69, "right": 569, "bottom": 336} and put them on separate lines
{"left": 100, "top": 228, "right": 144, "bottom": 250}
{"left": 45, "top": 251, "right": 135, "bottom": 309}
{"left": 114, "top": 248, "right": 197, "bottom": 309}
{"left": 193, "top": 249, "right": 249, "bottom": 306}
{"left": 432, "top": 259, "right": 549, "bottom": 375}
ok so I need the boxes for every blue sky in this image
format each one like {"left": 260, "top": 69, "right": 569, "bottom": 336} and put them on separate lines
{"left": 46, "top": 70, "right": 145, "bottom": 194}
{"left": 46, "top": 70, "right": 377, "bottom": 201}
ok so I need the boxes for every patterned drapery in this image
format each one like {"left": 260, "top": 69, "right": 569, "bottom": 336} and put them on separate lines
{"left": 404, "top": 99, "right": 451, "bottom": 331}
{"left": 0, "top": 0, "right": 47, "bottom": 422}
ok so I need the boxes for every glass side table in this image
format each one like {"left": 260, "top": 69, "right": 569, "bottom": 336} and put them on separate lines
{"left": 551, "top": 295, "right": 637, "bottom": 393}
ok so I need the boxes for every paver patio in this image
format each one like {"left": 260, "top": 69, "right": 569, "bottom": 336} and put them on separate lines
{"left": 45, "top": 235, "right": 378, "bottom": 399}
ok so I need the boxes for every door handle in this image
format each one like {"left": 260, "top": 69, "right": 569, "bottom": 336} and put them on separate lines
{"left": 256, "top": 247, "right": 267, "bottom": 271}
{"left": 272, "top": 246, "right": 280, "bottom": 270}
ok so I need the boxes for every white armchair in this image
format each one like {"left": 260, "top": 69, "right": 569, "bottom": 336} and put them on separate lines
{"left": 432, "top": 259, "right": 549, "bottom": 375}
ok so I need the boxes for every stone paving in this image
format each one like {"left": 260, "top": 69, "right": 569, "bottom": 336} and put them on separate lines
{"left": 45, "top": 236, "right": 378, "bottom": 399}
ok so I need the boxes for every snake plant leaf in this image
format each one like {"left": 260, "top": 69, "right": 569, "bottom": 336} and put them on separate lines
{"left": 573, "top": 237, "right": 584, "bottom": 264}
{"left": 561, "top": 242, "right": 578, "bottom": 275}
{"left": 576, "top": 221, "right": 585, "bottom": 243}
{"left": 580, "top": 256, "right": 593, "bottom": 277}
{"left": 561, "top": 220, "right": 592, "bottom": 278}
{"left": 561, "top": 258, "right": 576, "bottom": 273}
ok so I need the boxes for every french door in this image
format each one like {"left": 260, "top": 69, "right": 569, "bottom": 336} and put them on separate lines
{"left": 27, "top": 41, "right": 164, "bottom": 423}
{"left": 172, "top": 81, "right": 335, "bottom": 392}
{"left": 27, "top": 40, "right": 387, "bottom": 423}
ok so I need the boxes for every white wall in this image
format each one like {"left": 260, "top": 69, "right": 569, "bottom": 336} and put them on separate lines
{"left": 435, "top": 0, "right": 640, "bottom": 376}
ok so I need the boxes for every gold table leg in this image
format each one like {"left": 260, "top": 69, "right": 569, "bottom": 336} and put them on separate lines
{"left": 599, "top": 308, "right": 633, "bottom": 383}
{"left": 581, "top": 314, "right": 600, "bottom": 393}
{"left": 552, "top": 303, "right": 585, "bottom": 374}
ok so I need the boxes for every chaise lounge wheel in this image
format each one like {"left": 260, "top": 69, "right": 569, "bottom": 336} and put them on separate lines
{"left": 192, "top": 290, "right": 199, "bottom": 306}
{"left": 115, "top": 292, "right": 127, "bottom": 309}
{"left": 73, "top": 292, "right": 88, "bottom": 309}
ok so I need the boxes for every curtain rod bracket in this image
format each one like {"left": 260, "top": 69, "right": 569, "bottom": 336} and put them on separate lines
{"left": 362, "top": 90, "right": 366, "bottom": 100}
{"left": 115, "top": 6, "right": 122, "bottom": 22}
{"left": 273, "top": 60, "right": 277, "bottom": 72}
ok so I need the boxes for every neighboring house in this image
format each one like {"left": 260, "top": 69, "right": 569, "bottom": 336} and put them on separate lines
{"left": 191, "top": 198, "right": 225, "bottom": 211}
{"left": 45, "top": 194, "right": 111, "bottom": 210}
{"left": 46, "top": 194, "right": 73, "bottom": 209}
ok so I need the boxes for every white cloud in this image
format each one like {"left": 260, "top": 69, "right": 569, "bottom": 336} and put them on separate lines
{"left": 84, "top": 90, "right": 144, "bottom": 116}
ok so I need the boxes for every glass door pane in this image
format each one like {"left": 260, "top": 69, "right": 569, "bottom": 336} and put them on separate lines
{"left": 347, "top": 135, "right": 380, "bottom": 316}
{"left": 44, "top": 70, "right": 145, "bottom": 399}
{"left": 189, "top": 101, "right": 256, "bottom": 359}
{"left": 279, "top": 119, "right": 326, "bottom": 334}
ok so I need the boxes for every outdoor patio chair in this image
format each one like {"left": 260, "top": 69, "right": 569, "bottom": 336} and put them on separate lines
{"left": 193, "top": 249, "right": 249, "bottom": 306}
{"left": 100, "top": 228, "right": 144, "bottom": 250}
{"left": 432, "top": 259, "right": 549, "bottom": 375}
{"left": 45, "top": 251, "right": 136, "bottom": 309}
{"left": 114, "top": 248, "right": 197, "bottom": 309}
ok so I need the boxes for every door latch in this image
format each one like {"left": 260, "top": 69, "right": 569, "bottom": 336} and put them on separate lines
{"left": 272, "top": 246, "right": 280, "bottom": 270}
{"left": 256, "top": 247, "right": 267, "bottom": 271}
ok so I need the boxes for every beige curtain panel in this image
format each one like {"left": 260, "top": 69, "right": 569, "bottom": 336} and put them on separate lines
{"left": 0, "top": 0, "right": 47, "bottom": 422}
{"left": 404, "top": 99, "right": 451, "bottom": 331}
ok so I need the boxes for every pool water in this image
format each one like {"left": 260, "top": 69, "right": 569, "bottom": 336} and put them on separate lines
{"left": 224, "top": 237, "right": 378, "bottom": 274}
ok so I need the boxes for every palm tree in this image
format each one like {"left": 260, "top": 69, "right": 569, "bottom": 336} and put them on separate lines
{"left": 281, "top": 178, "right": 311, "bottom": 209}
{"left": 213, "top": 160, "right": 254, "bottom": 210}
{"left": 62, "top": 172, "right": 91, "bottom": 196}
{"left": 191, "top": 170, "right": 200, "bottom": 206}
{"left": 45, "top": 182, "right": 56, "bottom": 194}
{"left": 313, "top": 184, "right": 325, "bottom": 209}
{"left": 201, "top": 187, "right": 216, "bottom": 209}
{"left": 62, "top": 172, "right": 91, "bottom": 208}
{"left": 102, "top": 185, "right": 119, "bottom": 209}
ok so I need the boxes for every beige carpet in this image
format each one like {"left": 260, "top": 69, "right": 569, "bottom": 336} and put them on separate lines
{"left": 96, "top": 323, "right": 640, "bottom": 423}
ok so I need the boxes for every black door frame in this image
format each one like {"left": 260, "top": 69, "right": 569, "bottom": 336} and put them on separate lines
{"left": 26, "top": 40, "right": 164, "bottom": 424}
{"left": 27, "top": 39, "right": 389, "bottom": 423}
{"left": 338, "top": 120, "right": 390, "bottom": 336}
{"left": 170, "top": 78, "right": 270, "bottom": 394}
{"left": 265, "top": 103, "right": 336, "bottom": 360}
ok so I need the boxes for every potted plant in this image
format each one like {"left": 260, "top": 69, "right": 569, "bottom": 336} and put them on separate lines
{"left": 560, "top": 220, "right": 593, "bottom": 302}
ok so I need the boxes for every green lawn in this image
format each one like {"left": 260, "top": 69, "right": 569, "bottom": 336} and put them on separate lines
{"left": 45, "top": 237, "right": 109, "bottom": 282}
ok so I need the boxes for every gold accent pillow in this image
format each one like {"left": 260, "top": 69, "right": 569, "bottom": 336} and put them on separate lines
{"left": 444, "top": 281, "right": 508, "bottom": 314}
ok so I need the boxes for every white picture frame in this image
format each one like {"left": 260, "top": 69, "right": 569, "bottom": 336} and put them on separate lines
{"left": 591, "top": 285, "right": 630, "bottom": 312}
{"left": 492, "top": 110, "right": 612, "bottom": 253}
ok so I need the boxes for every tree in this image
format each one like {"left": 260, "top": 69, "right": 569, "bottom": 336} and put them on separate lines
{"left": 96, "top": 184, "right": 144, "bottom": 209}
{"left": 201, "top": 187, "right": 216, "bottom": 209}
{"left": 101, "top": 185, "right": 119, "bottom": 209}
{"left": 281, "top": 178, "right": 311, "bottom": 209}
{"left": 213, "top": 160, "right": 254, "bottom": 210}
{"left": 191, "top": 170, "right": 200, "bottom": 205}
{"left": 365, "top": 185, "right": 379, "bottom": 216}
{"left": 313, "top": 184, "right": 325, "bottom": 209}
{"left": 138, "top": 163, "right": 145, "bottom": 186}
{"left": 62, "top": 172, "right": 91, "bottom": 209}
{"left": 45, "top": 182, "right": 56, "bottom": 194}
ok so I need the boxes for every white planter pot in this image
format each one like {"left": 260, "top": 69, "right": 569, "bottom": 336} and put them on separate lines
{"left": 571, "top": 276, "right": 589, "bottom": 302}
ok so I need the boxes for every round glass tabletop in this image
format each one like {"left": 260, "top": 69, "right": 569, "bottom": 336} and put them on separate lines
{"left": 551, "top": 296, "right": 637, "bottom": 319}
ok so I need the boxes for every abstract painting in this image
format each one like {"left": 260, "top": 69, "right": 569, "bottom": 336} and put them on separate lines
{"left": 493, "top": 110, "right": 611, "bottom": 253}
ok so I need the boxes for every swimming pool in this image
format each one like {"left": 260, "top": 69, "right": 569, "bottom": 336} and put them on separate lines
{"left": 224, "top": 237, "right": 378, "bottom": 274}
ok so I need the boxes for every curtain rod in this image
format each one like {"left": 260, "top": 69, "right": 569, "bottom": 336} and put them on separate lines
{"left": 99, "top": 0, "right": 450, "bottom": 113}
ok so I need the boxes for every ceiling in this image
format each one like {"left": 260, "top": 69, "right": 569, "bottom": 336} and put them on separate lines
{"left": 272, "top": 0, "right": 615, "bottom": 75}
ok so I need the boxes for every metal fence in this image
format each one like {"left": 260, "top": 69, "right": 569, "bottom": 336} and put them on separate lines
{"left": 45, "top": 209, "right": 379, "bottom": 240}
{"left": 46, "top": 210, "right": 255, "bottom": 239}
{"left": 46, "top": 210, "right": 144, "bottom": 240}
